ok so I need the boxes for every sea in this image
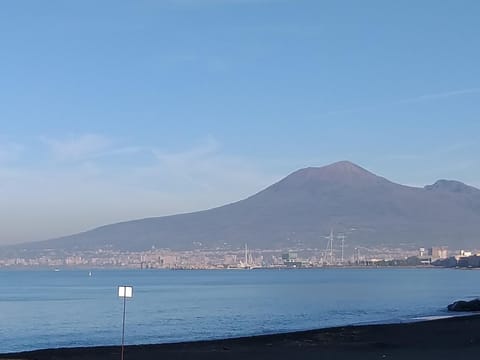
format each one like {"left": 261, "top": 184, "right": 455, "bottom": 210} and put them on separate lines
{"left": 0, "top": 268, "right": 479, "bottom": 353}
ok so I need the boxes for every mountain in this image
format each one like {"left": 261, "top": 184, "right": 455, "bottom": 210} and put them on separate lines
{"left": 8, "top": 161, "right": 480, "bottom": 252}
{"left": 424, "top": 179, "right": 480, "bottom": 194}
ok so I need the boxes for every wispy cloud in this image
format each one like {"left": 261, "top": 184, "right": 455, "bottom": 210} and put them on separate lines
{"left": 383, "top": 154, "right": 424, "bottom": 161}
{"left": 41, "top": 133, "right": 113, "bottom": 162}
{"left": 152, "top": 136, "right": 219, "bottom": 167}
{"left": 386, "top": 141, "right": 477, "bottom": 162}
{"left": 0, "top": 140, "right": 23, "bottom": 164}
{"left": 325, "top": 87, "right": 480, "bottom": 116}
{"left": 145, "top": 136, "right": 277, "bottom": 197}
{"left": 396, "top": 87, "right": 480, "bottom": 104}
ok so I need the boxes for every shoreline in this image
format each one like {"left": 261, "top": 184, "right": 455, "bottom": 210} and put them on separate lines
{"left": 0, "top": 265, "right": 447, "bottom": 271}
{"left": 3, "top": 314, "right": 480, "bottom": 360}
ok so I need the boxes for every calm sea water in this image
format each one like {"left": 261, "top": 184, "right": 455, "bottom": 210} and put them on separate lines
{"left": 0, "top": 268, "right": 479, "bottom": 353}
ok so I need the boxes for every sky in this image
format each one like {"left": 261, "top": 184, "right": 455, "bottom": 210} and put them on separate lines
{"left": 1, "top": 0, "right": 480, "bottom": 244}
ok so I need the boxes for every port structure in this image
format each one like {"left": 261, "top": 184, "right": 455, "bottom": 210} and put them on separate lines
{"left": 321, "top": 230, "right": 347, "bottom": 266}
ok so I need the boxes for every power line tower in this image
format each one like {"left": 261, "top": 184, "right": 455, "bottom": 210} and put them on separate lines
{"left": 322, "top": 229, "right": 334, "bottom": 265}
{"left": 337, "top": 234, "right": 345, "bottom": 264}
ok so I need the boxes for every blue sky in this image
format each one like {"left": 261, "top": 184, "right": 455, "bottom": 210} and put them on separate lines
{"left": 1, "top": 0, "right": 479, "bottom": 243}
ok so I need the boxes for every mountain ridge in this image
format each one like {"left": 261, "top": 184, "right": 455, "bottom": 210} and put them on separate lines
{"left": 4, "top": 161, "right": 480, "bottom": 252}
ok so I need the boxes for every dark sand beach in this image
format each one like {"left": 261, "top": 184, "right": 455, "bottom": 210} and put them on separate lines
{"left": 2, "top": 315, "right": 480, "bottom": 360}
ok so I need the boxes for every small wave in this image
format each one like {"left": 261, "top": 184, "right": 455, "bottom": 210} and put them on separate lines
{"left": 412, "top": 315, "right": 455, "bottom": 321}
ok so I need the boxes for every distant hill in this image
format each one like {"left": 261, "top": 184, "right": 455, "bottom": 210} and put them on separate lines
{"left": 6, "top": 161, "right": 480, "bottom": 252}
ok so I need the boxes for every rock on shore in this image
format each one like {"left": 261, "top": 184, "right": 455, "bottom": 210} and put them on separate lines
{"left": 448, "top": 299, "right": 480, "bottom": 312}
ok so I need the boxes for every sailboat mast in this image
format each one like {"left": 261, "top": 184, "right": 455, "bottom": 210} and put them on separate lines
{"left": 330, "top": 229, "right": 334, "bottom": 265}
{"left": 341, "top": 234, "right": 345, "bottom": 264}
{"left": 245, "top": 243, "right": 248, "bottom": 267}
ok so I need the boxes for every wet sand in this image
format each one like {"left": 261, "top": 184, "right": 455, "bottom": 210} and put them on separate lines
{"left": 2, "top": 314, "right": 480, "bottom": 360}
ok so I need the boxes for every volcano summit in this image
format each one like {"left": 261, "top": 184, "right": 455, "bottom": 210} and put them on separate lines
{"left": 11, "top": 161, "right": 480, "bottom": 252}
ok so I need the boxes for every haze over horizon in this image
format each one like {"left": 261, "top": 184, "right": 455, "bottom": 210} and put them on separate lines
{"left": 1, "top": 0, "right": 480, "bottom": 244}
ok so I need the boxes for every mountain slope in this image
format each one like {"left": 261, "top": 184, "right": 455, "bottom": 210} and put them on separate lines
{"left": 11, "top": 161, "right": 480, "bottom": 251}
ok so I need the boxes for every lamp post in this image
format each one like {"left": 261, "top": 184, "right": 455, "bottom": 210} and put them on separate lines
{"left": 118, "top": 285, "right": 133, "bottom": 360}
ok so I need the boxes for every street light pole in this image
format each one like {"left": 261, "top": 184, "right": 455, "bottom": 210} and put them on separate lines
{"left": 118, "top": 285, "right": 133, "bottom": 360}
{"left": 121, "top": 293, "right": 126, "bottom": 360}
